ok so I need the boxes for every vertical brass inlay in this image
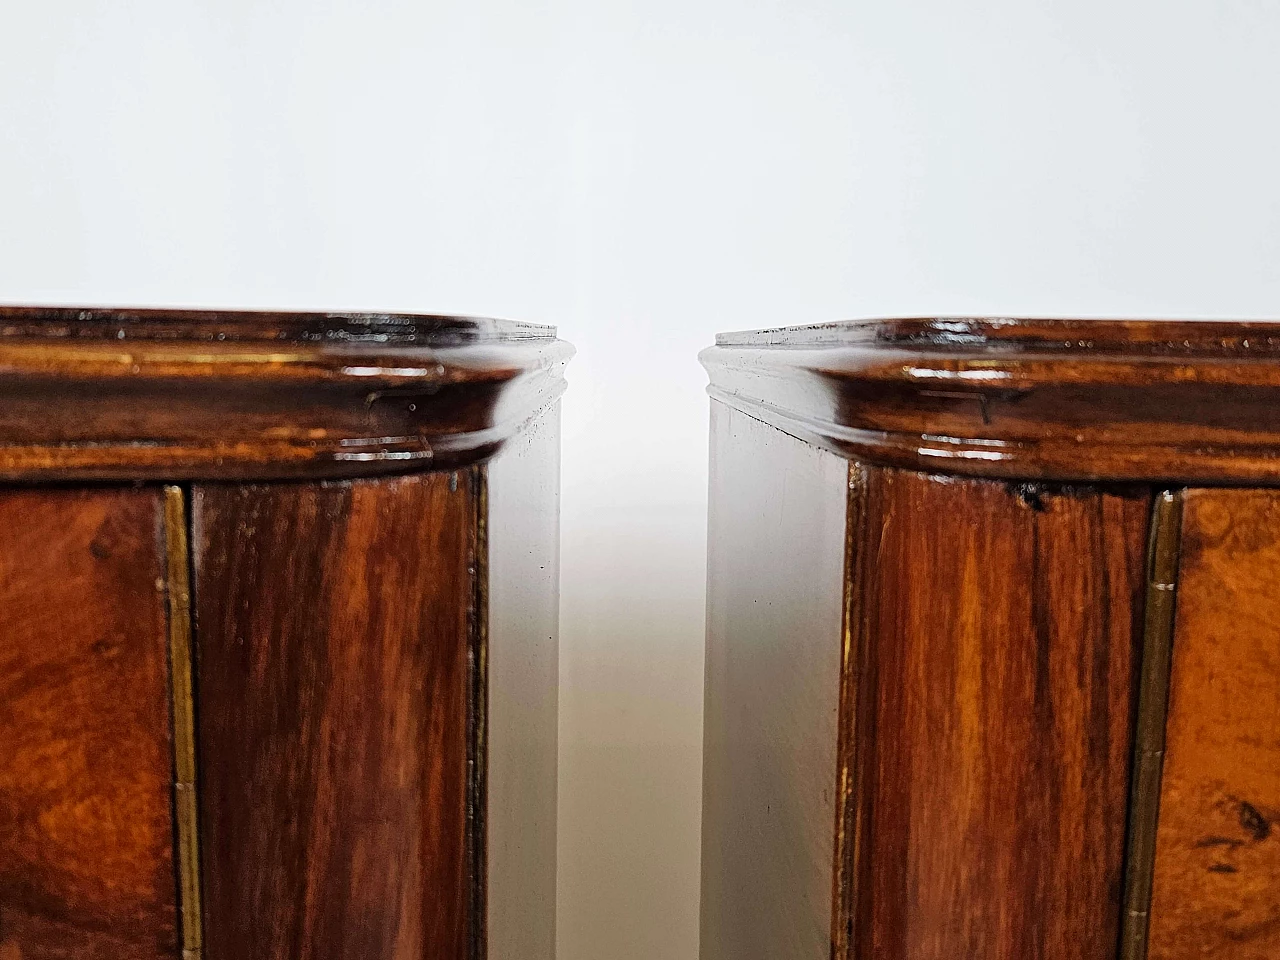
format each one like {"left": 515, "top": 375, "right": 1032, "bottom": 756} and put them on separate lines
{"left": 1119, "top": 489, "right": 1184, "bottom": 960}
{"left": 831, "top": 462, "right": 869, "bottom": 959}
{"left": 468, "top": 465, "right": 490, "bottom": 960}
{"left": 164, "top": 485, "right": 203, "bottom": 959}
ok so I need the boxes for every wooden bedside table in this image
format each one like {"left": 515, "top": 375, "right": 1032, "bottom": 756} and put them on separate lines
{"left": 0, "top": 306, "right": 570, "bottom": 960}
{"left": 699, "top": 317, "right": 1280, "bottom": 960}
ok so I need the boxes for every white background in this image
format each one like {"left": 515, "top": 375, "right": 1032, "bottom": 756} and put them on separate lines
{"left": 4, "top": 3, "right": 1280, "bottom": 957}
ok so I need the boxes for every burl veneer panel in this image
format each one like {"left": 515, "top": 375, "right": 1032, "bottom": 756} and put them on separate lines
{"left": 1147, "top": 490, "right": 1280, "bottom": 959}
{"left": 192, "top": 474, "right": 478, "bottom": 960}
{"left": 701, "top": 404, "right": 850, "bottom": 960}
{"left": 0, "top": 489, "right": 178, "bottom": 959}
{"left": 853, "top": 471, "right": 1149, "bottom": 960}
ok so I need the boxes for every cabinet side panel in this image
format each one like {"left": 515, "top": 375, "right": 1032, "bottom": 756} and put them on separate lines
{"left": 700, "top": 403, "right": 849, "bottom": 960}
{"left": 0, "top": 488, "right": 178, "bottom": 959}
{"left": 858, "top": 471, "right": 1148, "bottom": 960}
{"left": 1147, "top": 489, "right": 1280, "bottom": 959}
{"left": 485, "top": 404, "right": 561, "bottom": 960}
{"left": 192, "top": 474, "right": 476, "bottom": 960}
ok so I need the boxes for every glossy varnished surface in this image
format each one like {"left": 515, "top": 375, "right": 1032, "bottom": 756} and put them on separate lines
{"left": 192, "top": 474, "right": 477, "bottom": 960}
{"left": 703, "top": 316, "right": 1280, "bottom": 484}
{"left": 0, "top": 489, "right": 178, "bottom": 958}
{"left": 485, "top": 405, "right": 561, "bottom": 960}
{"left": 0, "top": 306, "right": 570, "bottom": 481}
{"left": 849, "top": 470, "right": 1148, "bottom": 960}
{"left": 700, "top": 404, "right": 849, "bottom": 960}
{"left": 1146, "top": 490, "right": 1280, "bottom": 958}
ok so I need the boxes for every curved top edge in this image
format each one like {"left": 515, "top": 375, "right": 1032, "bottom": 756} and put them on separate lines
{"left": 0, "top": 304, "right": 556, "bottom": 345}
{"left": 0, "top": 305, "right": 570, "bottom": 482}
{"left": 703, "top": 317, "right": 1280, "bottom": 485}
{"left": 715, "top": 316, "right": 1280, "bottom": 354}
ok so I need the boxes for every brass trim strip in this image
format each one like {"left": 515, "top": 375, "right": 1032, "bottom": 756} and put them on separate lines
{"left": 1118, "top": 488, "right": 1184, "bottom": 960}
{"left": 164, "top": 485, "right": 203, "bottom": 959}
{"left": 468, "top": 465, "right": 490, "bottom": 960}
{"left": 830, "top": 462, "right": 868, "bottom": 959}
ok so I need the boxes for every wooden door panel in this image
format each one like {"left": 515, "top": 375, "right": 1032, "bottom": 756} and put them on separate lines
{"left": 0, "top": 489, "right": 178, "bottom": 959}
{"left": 192, "top": 474, "right": 478, "bottom": 960}
{"left": 852, "top": 471, "right": 1149, "bottom": 960}
{"left": 1147, "top": 489, "right": 1280, "bottom": 959}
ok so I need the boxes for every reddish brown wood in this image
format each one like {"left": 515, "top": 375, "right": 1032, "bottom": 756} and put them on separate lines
{"left": 702, "top": 317, "right": 1280, "bottom": 484}
{"left": 192, "top": 473, "right": 478, "bottom": 960}
{"left": 0, "top": 306, "right": 570, "bottom": 481}
{"left": 0, "top": 489, "right": 178, "bottom": 959}
{"left": 1146, "top": 489, "right": 1280, "bottom": 958}
{"left": 849, "top": 470, "right": 1148, "bottom": 960}
{"left": 702, "top": 320, "right": 1280, "bottom": 960}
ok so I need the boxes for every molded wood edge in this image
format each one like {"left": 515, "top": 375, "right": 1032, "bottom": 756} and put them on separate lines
{"left": 703, "top": 317, "right": 1280, "bottom": 484}
{"left": 0, "top": 306, "right": 571, "bottom": 480}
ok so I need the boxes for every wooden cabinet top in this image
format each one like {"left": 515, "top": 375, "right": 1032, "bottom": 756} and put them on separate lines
{"left": 702, "top": 316, "right": 1280, "bottom": 484}
{"left": 0, "top": 305, "right": 571, "bottom": 481}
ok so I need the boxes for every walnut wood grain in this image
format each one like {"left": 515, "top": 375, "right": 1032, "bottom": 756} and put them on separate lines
{"left": 191, "top": 473, "right": 478, "bottom": 960}
{"left": 0, "top": 306, "right": 570, "bottom": 481}
{"left": 700, "top": 404, "right": 850, "bottom": 960}
{"left": 702, "top": 317, "right": 1280, "bottom": 484}
{"left": 1146, "top": 489, "right": 1280, "bottom": 958}
{"left": 0, "top": 489, "right": 178, "bottom": 959}
{"left": 849, "top": 470, "right": 1148, "bottom": 960}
